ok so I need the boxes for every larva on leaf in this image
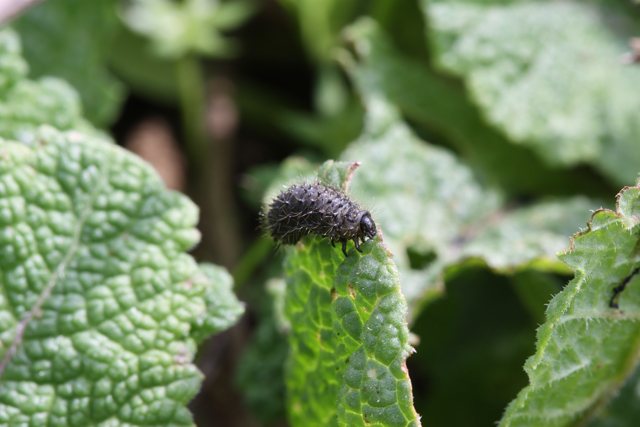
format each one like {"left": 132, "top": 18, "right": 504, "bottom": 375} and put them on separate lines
{"left": 263, "top": 182, "right": 377, "bottom": 257}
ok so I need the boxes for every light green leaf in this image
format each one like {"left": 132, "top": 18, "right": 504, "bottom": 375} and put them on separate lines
{"left": 284, "top": 235, "right": 421, "bottom": 427}
{"left": 13, "top": 0, "right": 126, "bottom": 127}
{"left": 422, "top": 0, "right": 640, "bottom": 185}
{"left": 192, "top": 263, "right": 245, "bottom": 341}
{"left": 500, "top": 182, "right": 640, "bottom": 427}
{"left": 338, "top": 20, "right": 597, "bottom": 320}
{"left": 340, "top": 17, "right": 607, "bottom": 196}
{"left": 0, "top": 126, "right": 242, "bottom": 427}
{"left": 0, "top": 28, "right": 87, "bottom": 143}
{"left": 341, "top": 101, "right": 592, "bottom": 319}
{"left": 459, "top": 198, "right": 594, "bottom": 273}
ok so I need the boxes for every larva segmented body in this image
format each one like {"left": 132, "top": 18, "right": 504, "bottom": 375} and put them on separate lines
{"left": 263, "top": 183, "right": 376, "bottom": 257}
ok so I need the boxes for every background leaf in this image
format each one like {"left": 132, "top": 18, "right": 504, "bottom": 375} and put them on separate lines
{"left": 422, "top": 0, "right": 640, "bottom": 185}
{"left": 337, "top": 19, "right": 599, "bottom": 320}
{"left": 13, "top": 0, "right": 126, "bottom": 127}
{"left": 341, "top": 17, "right": 610, "bottom": 197}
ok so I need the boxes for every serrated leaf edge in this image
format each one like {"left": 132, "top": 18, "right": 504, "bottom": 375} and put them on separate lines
{"left": 502, "top": 183, "right": 640, "bottom": 426}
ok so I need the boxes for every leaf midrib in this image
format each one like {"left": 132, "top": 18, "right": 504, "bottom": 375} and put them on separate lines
{"left": 0, "top": 141, "right": 113, "bottom": 379}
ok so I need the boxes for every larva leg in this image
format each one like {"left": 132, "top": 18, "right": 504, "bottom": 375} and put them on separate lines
{"left": 342, "top": 242, "right": 348, "bottom": 257}
{"left": 354, "top": 239, "right": 362, "bottom": 253}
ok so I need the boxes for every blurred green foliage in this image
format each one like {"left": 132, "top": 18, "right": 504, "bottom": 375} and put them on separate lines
{"left": 13, "top": 0, "right": 125, "bottom": 127}
{"left": 6, "top": 0, "right": 640, "bottom": 426}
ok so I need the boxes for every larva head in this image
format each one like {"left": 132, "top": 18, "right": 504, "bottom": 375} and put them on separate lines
{"left": 358, "top": 211, "right": 376, "bottom": 240}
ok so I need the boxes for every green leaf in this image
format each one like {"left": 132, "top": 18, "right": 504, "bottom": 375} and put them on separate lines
{"left": 500, "top": 182, "right": 640, "bottom": 427}
{"left": 0, "top": 28, "right": 87, "bottom": 143}
{"left": 458, "top": 198, "right": 595, "bottom": 273}
{"left": 511, "top": 271, "right": 564, "bottom": 325}
{"left": 336, "top": 23, "right": 597, "bottom": 320}
{"left": 422, "top": 0, "right": 640, "bottom": 185}
{"left": 341, "top": 17, "right": 610, "bottom": 197}
{"left": 13, "top": 0, "right": 126, "bottom": 127}
{"left": 284, "top": 235, "right": 421, "bottom": 427}
{"left": 341, "top": 107, "right": 592, "bottom": 319}
{"left": 0, "top": 126, "right": 243, "bottom": 426}
{"left": 191, "top": 263, "right": 245, "bottom": 341}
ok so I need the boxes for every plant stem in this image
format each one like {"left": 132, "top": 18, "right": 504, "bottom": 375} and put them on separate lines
{"left": 176, "top": 54, "right": 209, "bottom": 172}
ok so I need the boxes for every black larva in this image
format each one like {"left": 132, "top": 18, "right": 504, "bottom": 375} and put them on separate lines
{"left": 263, "top": 183, "right": 377, "bottom": 257}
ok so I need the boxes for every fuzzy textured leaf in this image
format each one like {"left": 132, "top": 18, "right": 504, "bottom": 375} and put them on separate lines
{"left": 341, "top": 17, "right": 598, "bottom": 197}
{"left": 0, "top": 126, "right": 243, "bottom": 427}
{"left": 500, "top": 182, "right": 640, "bottom": 427}
{"left": 282, "top": 162, "right": 421, "bottom": 427}
{"left": 191, "top": 263, "right": 245, "bottom": 342}
{"left": 340, "top": 19, "right": 596, "bottom": 320}
{"left": 422, "top": 0, "right": 640, "bottom": 185}
{"left": 284, "top": 237, "right": 420, "bottom": 427}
